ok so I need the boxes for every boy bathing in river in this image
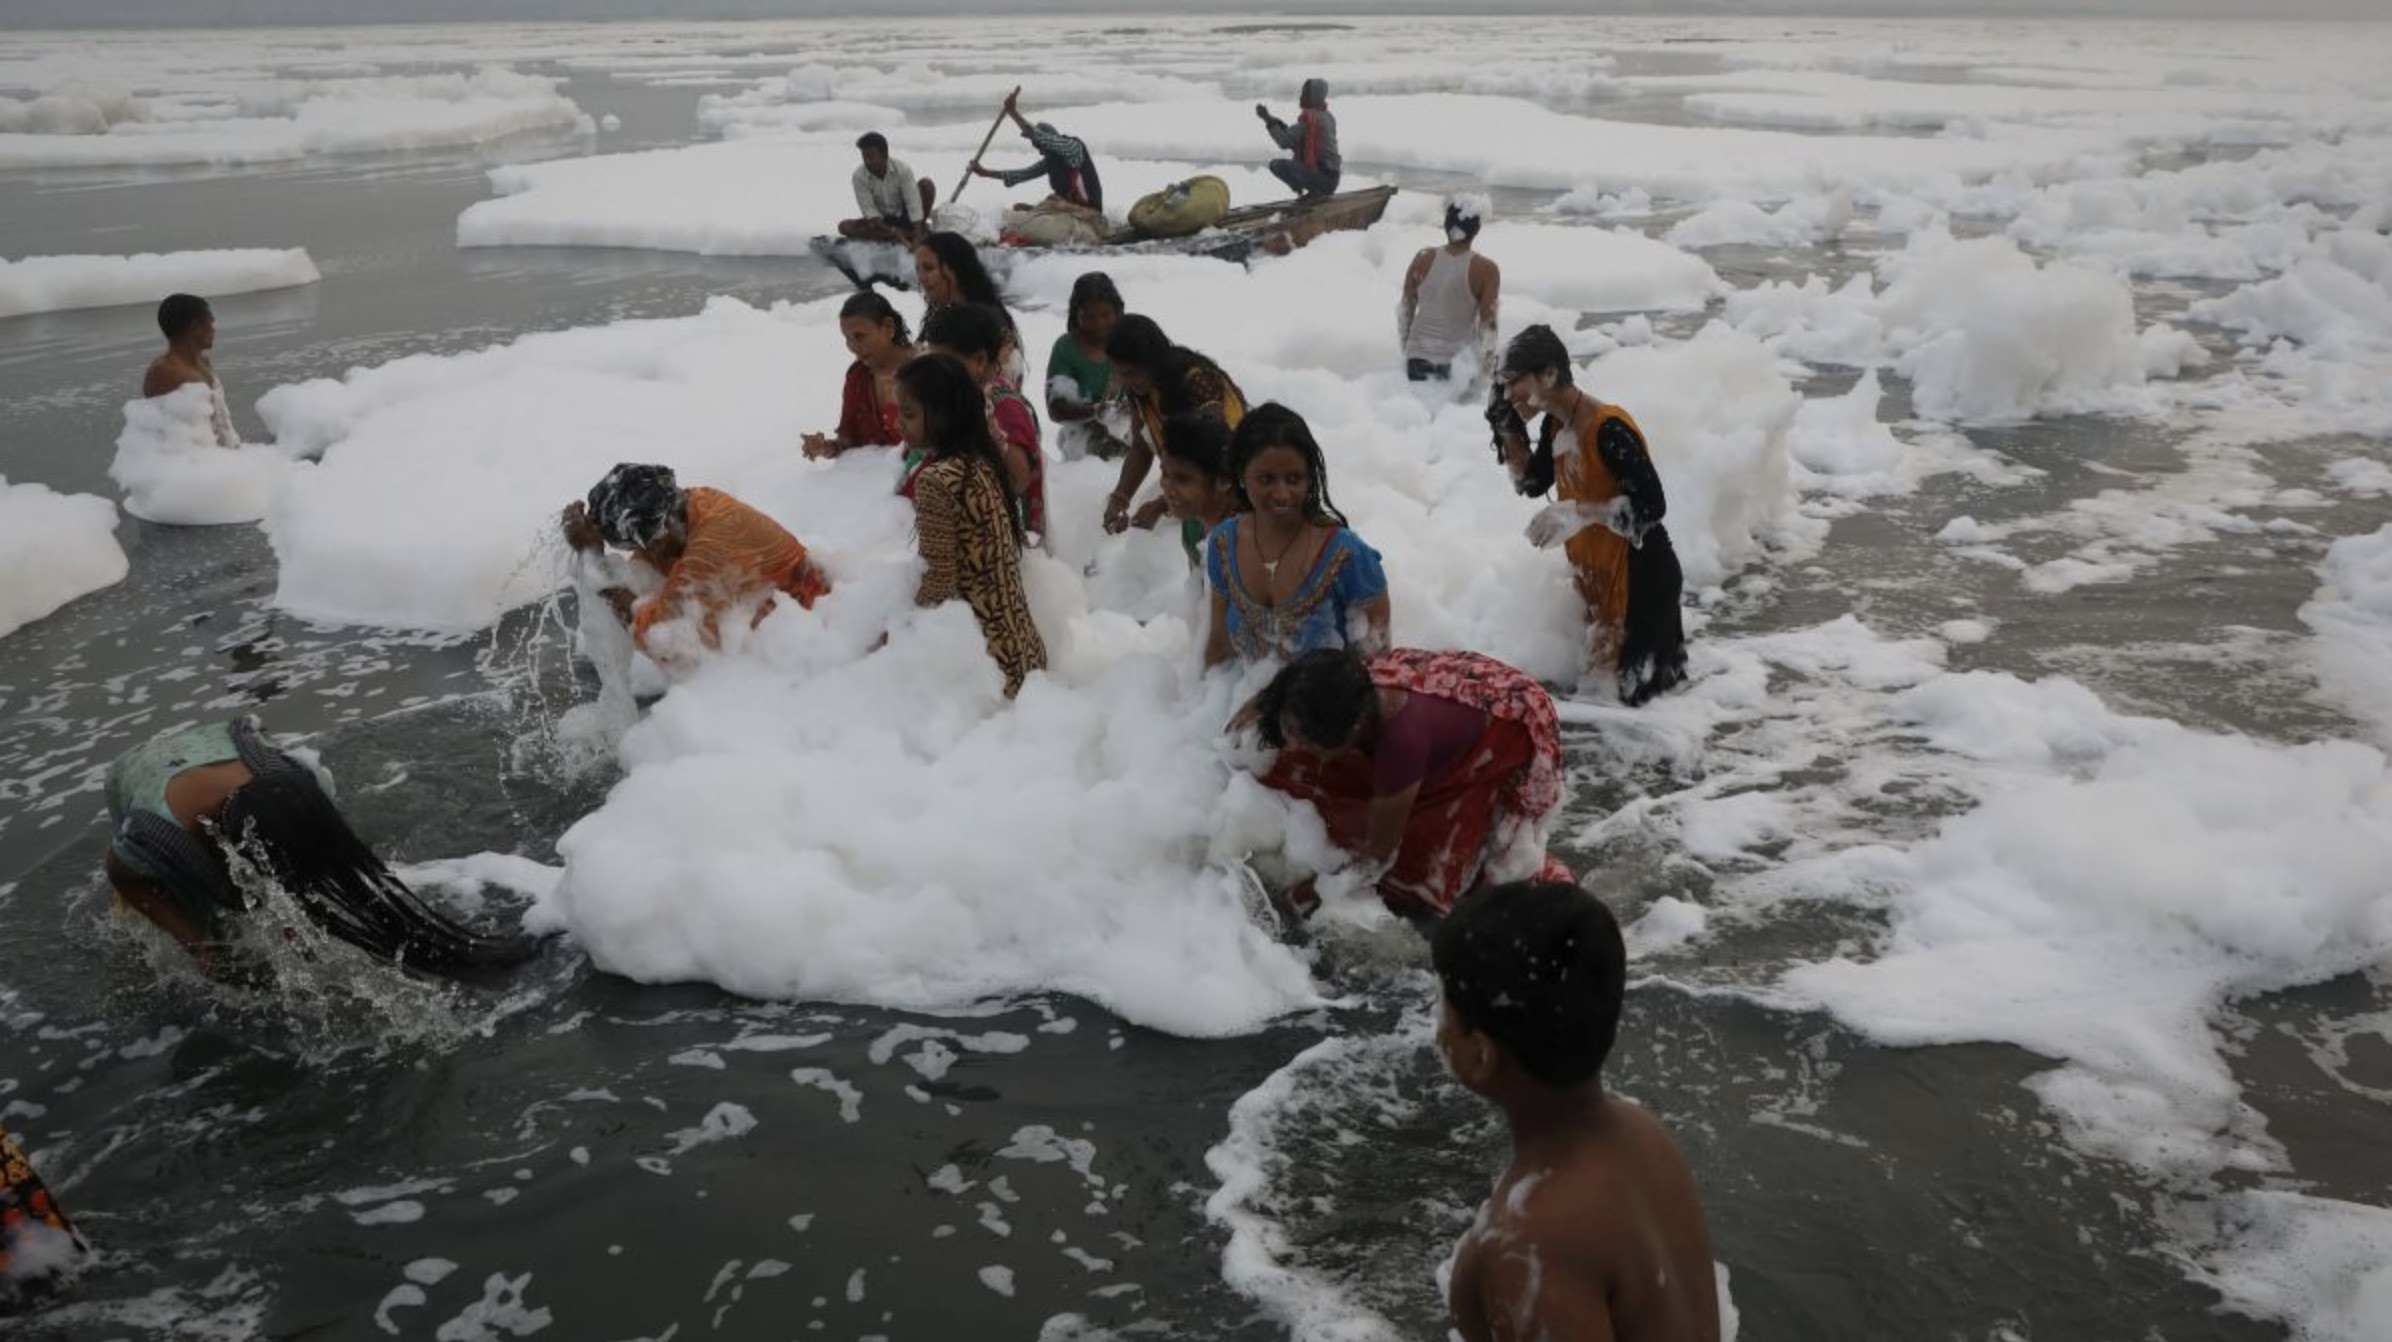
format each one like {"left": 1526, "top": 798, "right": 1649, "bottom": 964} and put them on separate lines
{"left": 1435, "top": 881, "right": 1720, "bottom": 1342}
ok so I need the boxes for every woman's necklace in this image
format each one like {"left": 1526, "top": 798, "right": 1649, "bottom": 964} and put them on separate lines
{"left": 1256, "top": 518, "right": 1307, "bottom": 583}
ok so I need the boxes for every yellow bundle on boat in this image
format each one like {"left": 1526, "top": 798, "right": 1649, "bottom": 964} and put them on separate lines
{"left": 1128, "top": 176, "right": 1231, "bottom": 239}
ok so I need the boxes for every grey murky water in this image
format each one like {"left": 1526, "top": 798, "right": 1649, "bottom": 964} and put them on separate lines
{"left": 3, "top": 44, "right": 2387, "bottom": 1342}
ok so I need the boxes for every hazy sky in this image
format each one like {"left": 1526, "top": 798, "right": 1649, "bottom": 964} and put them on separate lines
{"left": 1, "top": 0, "right": 2381, "bottom": 26}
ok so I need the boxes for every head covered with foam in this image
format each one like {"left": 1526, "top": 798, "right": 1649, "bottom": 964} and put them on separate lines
{"left": 586, "top": 462, "right": 686, "bottom": 551}
{"left": 1433, "top": 880, "right": 1627, "bottom": 1088}
{"left": 1444, "top": 193, "right": 1489, "bottom": 244}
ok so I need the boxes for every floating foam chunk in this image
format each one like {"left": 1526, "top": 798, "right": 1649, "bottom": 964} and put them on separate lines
{"left": 0, "top": 475, "right": 128, "bottom": 639}
{"left": 109, "top": 384, "right": 294, "bottom": 526}
{"left": 1581, "top": 323, "right": 1800, "bottom": 589}
{"left": 0, "top": 68, "right": 585, "bottom": 169}
{"left": 1874, "top": 229, "right": 2152, "bottom": 425}
{"left": 2301, "top": 523, "right": 2392, "bottom": 750}
{"left": 0, "top": 248, "right": 319, "bottom": 320}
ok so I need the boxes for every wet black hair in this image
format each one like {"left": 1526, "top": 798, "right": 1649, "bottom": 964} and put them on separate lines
{"left": 921, "top": 302, "right": 1007, "bottom": 364}
{"left": 1067, "top": 272, "right": 1125, "bottom": 337}
{"left": 1432, "top": 881, "right": 1627, "bottom": 1088}
{"left": 586, "top": 463, "right": 686, "bottom": 551}
{"left": 219, "top": 768, "right": 535, "bottom": 972}
{"left": 1106, "top": 315, "right": 1246, "bottom": 423}
{"left": 897, "top": 352, "right": 1025, "bottom": 547}
{"left": 157, "top": 292, "right": 211, "bottom": 339}
{"left": 840, "top": 289, "right": 912, "bottom": 347}
{"left": 1254, "top": 647, "right": 1374, "bottom": 751}
{"left": 1487, "top": 386, "right": 1557, "bottom": 498}
{"left": 1497, "top": 324, "right": 1574, "bottom": 389}
{"left": 917, "top": 231, "right": 1007, "bottom": 312}
{"left": 856, "top": 131, "right": 889, "bottom": 154}
{"left": 1227, "top": 401, "right": 1348, "bottom": 526}
{"left": 1159, "top": 410, "right": 1233, "bottom": 483}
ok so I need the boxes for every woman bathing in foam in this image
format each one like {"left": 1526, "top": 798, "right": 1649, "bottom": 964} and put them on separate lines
{"left": 912, "top": 231, "right": 1022, "bottom": 384}
{"left": 1241, "top": 647, "right": 1574, "bottom": 921}
{"left": 101, "top": 716, "right": 535, "bottom": 981}
{"left": 1045, "top": 271, "right": 1129, "bottom": 461}
{"left": 923, "top": 303, "right": 1046, "bottom": 543}
{"left": 1203, "top": 403, "right": 1389, "bottom": 669}
{"left": 898, "top": 352, "right": 1048, "bottom": 698}
{"left": 1101, "top": 313, "right": 1247, "bottom": 536}
{"left": 802, "top": 290, "right": 916, "bottom": 459}
{"left": 1493, "top": 325, "right": 1688, "bottom": 706}
{"left": 562, "top": 464, "right": 831, "bottom": 672}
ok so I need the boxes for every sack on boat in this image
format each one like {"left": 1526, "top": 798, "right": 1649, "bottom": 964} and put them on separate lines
{"left": 1002, "top": 198, "right": 1108, "bottom": 246}
{"left": 1128, "top": 176, "right": 1231, "bottom": 239}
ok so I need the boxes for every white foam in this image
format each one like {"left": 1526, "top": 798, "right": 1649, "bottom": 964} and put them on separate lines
{"left": 0, "top": 249, "right": 318, "bottom": 321}
{"left": 0, "top": 475, "right": 127, "bottom": 640}
{"left": 0, "top": 68, "right": 586, "bottom": 169}
{"left": 110, "top": 385, "right": 296, "bottom": 526}
{"left": 2301, "top": 523, "right": 2392, "bottom": 749}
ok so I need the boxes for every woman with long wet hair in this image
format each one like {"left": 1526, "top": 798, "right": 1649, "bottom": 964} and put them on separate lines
{"left": 1047, "top": 271, "right": 1129, "bottom": 460}
{"left": 897, "top": 352, "right": 1047, "bottom": 697}
{"left": 1203, "top": 402, "right": 1388, "bottom": 668}
{"left": 912, "top": 232, "right": 1021, "bottom": 382}
{"left": 100, "top": 717, "right": 536, "bottom": 979}
{"left": 1496, "top": 325, "right": 1687, "bottom": 706}
{"left": 1101, "top": 313, "right": 1247, "bottom": 535}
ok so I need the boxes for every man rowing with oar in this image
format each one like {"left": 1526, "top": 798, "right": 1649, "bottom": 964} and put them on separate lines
{"left": 968, "top": 90, "right": 1104, "bottom": 214}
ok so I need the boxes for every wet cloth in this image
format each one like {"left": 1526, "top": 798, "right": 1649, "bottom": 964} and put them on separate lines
{"left": 1553, "top": 401, "right": 1688, "bottom": 705}
{"left": 1205, "top": 516, "right": 1388, "bottom": 663}
{"left": 632, "top": 487, "right": 829, "bottom": 657}
{"left": 914, "top": 454, "right": 1047, "bottom": 697}
{"left": 1, "top": 1124, "right": 82, "bottom": 1302}
{"left": 1261, "top": 649, "right": 1570, "bottom": 917}
{"left": 852, "top": 158, "right": 924, "bottom": 226}
{"left": 988, "top": 384, "right": 1046, "bottom": 539}
{"left": 104, "top": 717, "right": 335, "bottom": 930}
{"left": 1046, "top": 334, "right": 1114, "bottom": 407}
{"left": 997, "top": 123, "right": 1103, "bottom": 212}
{"left": 836, "top": 359, "right": 903, "bottom": 448}
{"left": 1405, "top": 247, "right": 1480, "bottom": 367}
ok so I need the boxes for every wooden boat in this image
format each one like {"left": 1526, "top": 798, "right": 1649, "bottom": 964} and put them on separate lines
{"left": 810, "top": 184, "right": 1398, "bottom": 289}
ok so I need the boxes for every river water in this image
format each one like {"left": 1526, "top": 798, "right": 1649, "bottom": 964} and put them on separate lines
{"left": 3, "top": 24, "right": 2389, "bottom": 1342}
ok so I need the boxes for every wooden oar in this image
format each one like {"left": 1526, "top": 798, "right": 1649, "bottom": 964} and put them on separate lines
{"left": 950, "top": 85, "right": 1023, "bottom": 207}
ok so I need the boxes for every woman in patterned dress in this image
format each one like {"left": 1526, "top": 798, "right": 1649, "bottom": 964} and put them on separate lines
{"left": 1245, "top": 646, "right": 1574, "bottom": 921}
{"left": 897, "top": 353, "right": 1048, "bottom": 698}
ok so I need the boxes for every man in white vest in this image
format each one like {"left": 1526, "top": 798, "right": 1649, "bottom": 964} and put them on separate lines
{"left": 1399, "top": 195, "right": 1502, "bottom": 386}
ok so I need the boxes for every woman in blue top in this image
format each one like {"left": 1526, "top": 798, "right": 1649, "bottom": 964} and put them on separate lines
{"left": 1204, "top": 402, "right": 1391, "bottom": 667}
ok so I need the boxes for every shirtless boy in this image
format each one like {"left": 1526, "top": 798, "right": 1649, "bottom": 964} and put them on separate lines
{"left": 143, "top": 291, "right": 237, "bottom": 447}
{"left": 1434, "top": 881, "right": 1721, "bottom": 1342}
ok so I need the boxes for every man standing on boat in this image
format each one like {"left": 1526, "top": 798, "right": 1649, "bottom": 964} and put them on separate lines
{"left": 1400, "top": 195, "right": 1501, "bottom": 385}
{"left": 1257, "top": 78, "right": 1340, "bottom": 199}
{"left": 839, "top": 132, "right": 932, "bottom": 243}
{"left": 970, "top": 91, "right": 1104, "bottom": 214}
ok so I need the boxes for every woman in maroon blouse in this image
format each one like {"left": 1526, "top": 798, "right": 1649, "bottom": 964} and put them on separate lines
{"left": 802, "top": 291, "right": 915, "bottom": 459}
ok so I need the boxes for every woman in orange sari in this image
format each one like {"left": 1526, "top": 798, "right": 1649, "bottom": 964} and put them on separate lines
{"left": 2, "top": 1124, "right": 82, "bottom": 1309}
{"left": 561, "top": 464, "right": 830, "bottom": 670}
{"left": 1493, "top": 326, "right": 1687, "bottom": 705}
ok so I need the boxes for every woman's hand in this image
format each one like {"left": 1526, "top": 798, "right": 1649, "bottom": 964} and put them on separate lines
{"left": 1525, "top": 501, "right": 1592, "bottom": 549}
{"left": 1102, "top": 491, "right": 1132, "bottom": 535}
{"left": 560, "top": 499, "right": 604, "bottom": 553}
{"left": 801, "top": 431, "right": 841, "bottom": 460}
{"left": 1130, "top": 497, "right": 1170, "bottom": 531}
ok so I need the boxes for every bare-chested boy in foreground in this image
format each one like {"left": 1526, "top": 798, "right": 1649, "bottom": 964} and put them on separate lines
{"left": 1435, "top": 881, "right": 1721, "bottom": 1342}
{"left": 143, "top": 291, "right": 237, "bottom": 447}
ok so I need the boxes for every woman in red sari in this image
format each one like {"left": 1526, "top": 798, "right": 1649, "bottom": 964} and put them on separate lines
{"left": 1246, "top": 646, "right": 1572, "bottom": 920}
{"left": 801, "top": 292, "right": 915, "bottom": 459}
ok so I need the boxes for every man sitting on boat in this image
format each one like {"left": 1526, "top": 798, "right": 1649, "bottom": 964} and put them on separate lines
{"left": 839, "top": 132, "right": 933, "bottom": 244}
{"left": 970, "top": 90, "right": 1104, "bottom": 216}
{"left": 1256, "top": 78, "right": 1340, "bottom": 199}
